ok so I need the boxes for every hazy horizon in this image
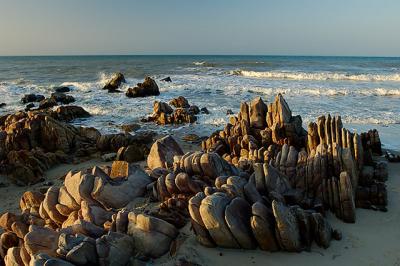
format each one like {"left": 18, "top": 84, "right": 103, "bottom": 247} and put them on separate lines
{"left": 0, "top": 0, "right": 399, "bottom": 57}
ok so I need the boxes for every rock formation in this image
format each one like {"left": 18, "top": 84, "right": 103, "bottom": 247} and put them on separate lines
{"left": 0, "top": 161, "right": 181, "bottom": 264}
{"left": 142, "top": 96, "right": 204, "bottom": 125}
{"left": 125, "top": 77, "right": 160, "bottom": 98}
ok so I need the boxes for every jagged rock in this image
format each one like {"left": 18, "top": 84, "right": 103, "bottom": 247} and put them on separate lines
{"left": 272, "top": 200, "right": 301, "bottom": 252}
{"left": 154, "top": 101, "right": 173, "bottom": 114}
{"left": 91, "top": 162, "right": 152, "bottom": 209}
{"left": 170, "top": 96, "right": 190, "bottom": 108}
{"left": 339, "top": 171, "right": 356, "bottom": 223}
{"left": 96, "top": 132, "right": 154, "bottom": 152}
{"left": 21, "top": 94, "right": 45, "bottom": 104}
{"left": 102, "top": 72, "right": 126, "bottom": 92}
{"left": 126, "top": 77, "right": 160, "bottom": 98}
{"left": 147, "top": 135, "right": 184, "bottom": 170}
{"left": 249, "top": 97, "right": 267, "bottom": 129}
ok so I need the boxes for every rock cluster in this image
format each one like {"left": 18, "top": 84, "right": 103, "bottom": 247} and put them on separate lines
{"left": 202, "top": 94, "right": 307, "bottom": 168}
{"left": 202, "top": 95, "right": 388, "bottom": 224}
{"left": 0, "top": 161, "right": 181, "bottom": 264}
{"left": 144, "top": 135, "right": 338, "bottom": 252}
{"left": 143, "top": 96, "right": 204, "bottom": 125}
{"left": 126, "top": 77, "right": 160, "bottom": 98}
{"left": 0, "top": 111, "right": 100, "bottom": 185}
{"left": 0, "top": 108, "right": 153, "bottom": 185}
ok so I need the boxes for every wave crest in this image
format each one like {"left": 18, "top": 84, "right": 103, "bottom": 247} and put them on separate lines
{"left": 230, "top": 70, "right": 400, "bottom": 82}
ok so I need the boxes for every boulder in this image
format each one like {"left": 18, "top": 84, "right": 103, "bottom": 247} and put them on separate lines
{"left": 249, "top": 97, "right": 267, "bottom": 129}
{"left": 21, "top": 94, "right": 45, "bottom": 104}
{"left": 225, "top": 197, "right": 256, "bottom": 249}
{"left": 199, "top": 192, "right": 240, "bottom": 248}
{"left": 127, "top": 213, "right": 177, "bottom": 258}
{"left": 96, "top": 232, "right": 135, "bottom": 266}
{"left": 24, "top": 225, "right": 60, "bottom": 257}
{"left": 51, "top": 106, "right": 90, "bottom": 122}
{"left": 147, "top": 135, "right": 184, "bottom": 170}
{"left": 50, "top": 93, "right": 75, "bottom": 104}
{"left": 39, "top": 97, "right": 57, "bottom": 109}
{"left": 91, "top": 162, "right": 152, "bottom": 209}
{"left": 251, "top": 202, "right": 279, "bottom": 251}
{"left": 170, "top": 96, "right": 190, "bottom": 108}
{"left": 272, "top": 200, "right": 301, "bottom": 252}
{"left": 102, "top": 72, "right": 126, "bottom": 92}
{"left": 188, "top": 192, "right": 216, "bottom": 247}
{"left": 126, "top": 77, "right": 160, "bottom": 98}
{"left": 54, "top": 86, "right": 71, "bottom": 93}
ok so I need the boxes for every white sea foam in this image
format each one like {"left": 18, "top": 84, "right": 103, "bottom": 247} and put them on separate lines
{"left": 231, "top": 70, "right": 400, "bottom": 82}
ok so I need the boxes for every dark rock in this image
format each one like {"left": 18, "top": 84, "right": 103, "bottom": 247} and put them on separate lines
{"left": 200, "top": 107, "right": 209, "bottom": 114}
{"left": 54, "top": 86, "right": 71, "bottom": 93}
{"left": 39, "top": 97, "right": 58, "bottom": 109}
{"left": 0, "top": 103, "right": 5, "bottom": 108}
{"left": 102, "top": 72, "right": 126, "bottom": 92}
{"left": 51, "top": 106, "right": 90, "bottom": 122}
{"left": 25, "top": 103, "right": 35, "bottom": 111}
{"left": 120, "top": 123, "right": 141, "bottom": 133}
{"left": 126, "top": 77, "right": 160, "bottom": 98}
{"left": 50, "top": 93, "right": 75, "bottom": 104}
{"left": 226, "top": 109, "right": 234, "bottom": 115}
{"left": 21, "top": 94, "right": 45, "bottom": 104}
{"left": 160, "top": 77, "right": 172, "bottom": 82}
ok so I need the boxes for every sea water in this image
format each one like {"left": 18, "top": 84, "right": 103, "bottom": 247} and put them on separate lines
{"left": 0, "top": 55, "right": 399, "bottom": 150}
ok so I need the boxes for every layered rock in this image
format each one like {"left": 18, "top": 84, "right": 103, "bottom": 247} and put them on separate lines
{"left": 202, "top": 94, "right": 307, "bottom": 168}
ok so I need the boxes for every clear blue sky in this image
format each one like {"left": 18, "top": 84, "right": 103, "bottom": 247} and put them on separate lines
{"left": 0, "top": 0, "right": 399, "bottom": 56}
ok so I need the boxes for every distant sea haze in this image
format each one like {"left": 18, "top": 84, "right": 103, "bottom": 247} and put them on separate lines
{"left": 0, "top": 55, "right": 399, "bottom": 150}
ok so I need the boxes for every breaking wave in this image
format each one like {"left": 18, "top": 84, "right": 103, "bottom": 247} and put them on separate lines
{"left": 230, "top": 70, "right": 400, "bottom": 82}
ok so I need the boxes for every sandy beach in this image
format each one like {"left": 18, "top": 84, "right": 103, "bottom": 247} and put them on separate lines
{"left": 1, "top": 146, "right": 398, "bottom": 266}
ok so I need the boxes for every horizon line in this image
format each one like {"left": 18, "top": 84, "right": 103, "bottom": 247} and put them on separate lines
{"left": 0, "top": 54, "right": 399, "bottom": 58}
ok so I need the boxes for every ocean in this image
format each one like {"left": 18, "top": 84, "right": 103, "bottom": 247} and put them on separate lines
{"left": 0, "top": 55, "right": 399, "bottom": 150}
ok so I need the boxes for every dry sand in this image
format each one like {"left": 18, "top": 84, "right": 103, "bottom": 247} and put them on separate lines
{"left": 1, "top": 149, "right": 399, "bottom": 266}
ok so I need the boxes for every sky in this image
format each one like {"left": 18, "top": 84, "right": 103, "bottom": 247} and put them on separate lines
{"left": 0, "top": 0, "right": 399, "bottom": 56}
